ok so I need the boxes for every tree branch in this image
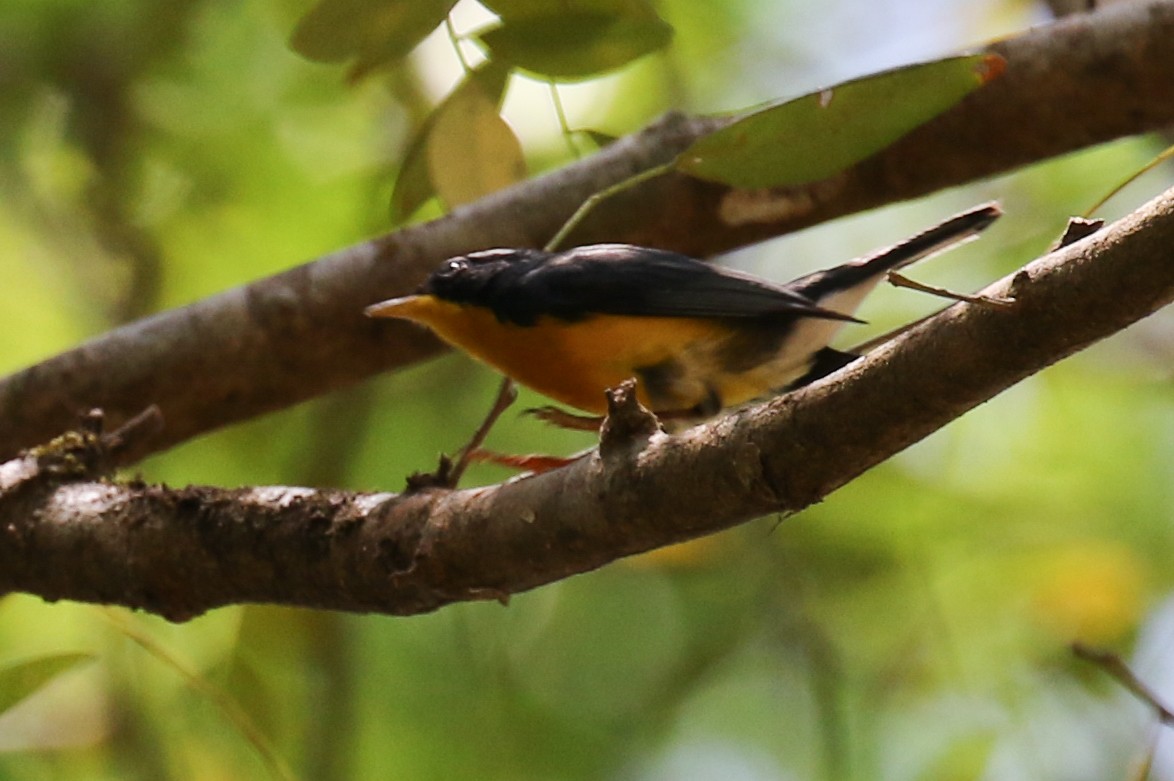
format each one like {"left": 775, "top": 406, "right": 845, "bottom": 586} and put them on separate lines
{"left": 3, "top": 185, "right": 1171, "bottom": 620}
{"left": 1, "top": 0, "right": 1172, "bottom": 464}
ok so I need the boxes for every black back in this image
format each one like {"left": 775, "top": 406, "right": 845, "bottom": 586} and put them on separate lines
{"left": 423, "top": 244, "right": 848, "bottom": 326}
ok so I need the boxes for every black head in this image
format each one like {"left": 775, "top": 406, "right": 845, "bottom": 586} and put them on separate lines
{"left": 423, "top": 248, "right": 552, "bottom": 323}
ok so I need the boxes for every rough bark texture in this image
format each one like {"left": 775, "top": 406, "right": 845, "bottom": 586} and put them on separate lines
{"left": 0, "top": 0, "right": 1172, "bottom": 464}
{"left": 3, "top": 186, "right": 1171, "bottom": 620}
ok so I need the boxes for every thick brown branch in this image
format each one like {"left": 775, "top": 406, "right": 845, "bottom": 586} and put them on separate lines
{"left": 3, "top": 186, "right": 1171, "bottom": 620}
{"left": 0, "top": 0, "right": 1172, "bottom": 465}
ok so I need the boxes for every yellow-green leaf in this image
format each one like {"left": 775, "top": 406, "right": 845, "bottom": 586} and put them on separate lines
{"left": 426, "top": 79, "right": 526, "bottom": 208}
{"left": 0, "top": 653, "right": 94, "bottom": 716}
{"left": 390, "top": 62, "right": 512, "bottom": 223}
{"left": 474, "top": 6, "right": 672, "bottom": 82}
{"left": 675, "top": 53, "right": 1005, "bottom": 188}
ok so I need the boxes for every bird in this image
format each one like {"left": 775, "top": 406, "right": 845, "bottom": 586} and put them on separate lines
{"left": 366, "top": 203, "right": 1000, "bottom": 422}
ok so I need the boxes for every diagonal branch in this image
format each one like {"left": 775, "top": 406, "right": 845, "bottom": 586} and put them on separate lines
{"left": 3, "top": 186, "right": 1171, "bottom": 621}
{"left": 0, "top": 0, "right": 1172, "bottom": 465}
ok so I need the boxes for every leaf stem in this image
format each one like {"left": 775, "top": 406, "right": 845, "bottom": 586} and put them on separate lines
{"left": 549, "top": 82, "right": 580, "bottom": 160}
{"left": 1084, "top": 143, "right": 1174, "bottom": 217}
{"left": 544, "top": 161, "right": 674, "bottom": 251}
{"left": 445, "top": 15, "right": 471, "bottom": 75}
{"left": 103, "top": 609, "right": 298, "bottom": 781}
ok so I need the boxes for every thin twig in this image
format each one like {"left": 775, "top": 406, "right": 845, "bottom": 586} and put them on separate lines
{"left": 544, "top": 162, "right": 674, "bottom": 251}
{"left": 1084, "top": 143, "right": 1174, "bottom": 218}
{"left": 444, "top": 15, "right": 471, "bottom": 75}
{"left": 99, "top": 405, "right": 164, "bottom": 459}
{"left": 549, "top": 82, "right": 580, "bottom": 160}
{"left": 886, "top": 270, "right": 1015, "bottom": 308}
{"left": 1072, "top": 642, "right": 1174, "bottom": 726}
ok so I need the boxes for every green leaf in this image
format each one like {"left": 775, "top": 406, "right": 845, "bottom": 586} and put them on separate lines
{"left": 291, "top": 0, "right": 456, "bottom": 75}
{"left": 474, "top": 5, "right": 672, "bottom": 81}
{"left": 481, "top": 0, "right": 641, "bottom": 20}
{"left": 390, "top": 62, "right": 512, "bottom": 223}
{"left": 426, "top": 77, "right": 526, "bottom": 208}
{"left": 675, "top": 53, "right": 1005, "bottom": 188}
{"left": 291, "top": 0, "right": 374, "bottom": 62}
{"left": 0, "top": 653, "right": 94, "bottom": 716}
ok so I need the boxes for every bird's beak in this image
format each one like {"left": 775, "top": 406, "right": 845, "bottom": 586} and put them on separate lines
{"left": 364, "top": 295, "right": 427, "bottom": 319}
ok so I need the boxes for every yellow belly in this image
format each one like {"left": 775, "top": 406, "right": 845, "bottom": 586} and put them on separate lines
{"left": 383, "top": 296, "right": 725, "bottom": 414}
{"left": 373, "top": 294, "right": 843, "bottom": 414}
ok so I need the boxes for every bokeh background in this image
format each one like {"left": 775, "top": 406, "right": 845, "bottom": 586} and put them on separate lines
{"left": 1, "top": 0, "right": 1172, "bottom": 779}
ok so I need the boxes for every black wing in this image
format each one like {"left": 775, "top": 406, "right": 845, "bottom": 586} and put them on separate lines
{"left": 429, "top": 203, "right": 1000, "bottom": 326}
{"left": 495, "top": 245, "right": 852, "bottom": 325}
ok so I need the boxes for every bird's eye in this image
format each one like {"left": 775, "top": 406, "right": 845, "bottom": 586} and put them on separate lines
{"left": 439, "top": 258, "right": 467, "bottom": 277}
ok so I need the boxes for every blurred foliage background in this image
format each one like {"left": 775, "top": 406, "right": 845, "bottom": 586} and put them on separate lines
{"left": 0, "top": 0, "right": 1172, "bottom": 779}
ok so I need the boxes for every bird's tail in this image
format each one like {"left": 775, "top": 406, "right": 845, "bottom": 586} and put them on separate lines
{"left": 791, "top": 202, "right": 1002, "bottom": 300}
{"left": 866, "top": 201, "right": 1002, "bottom": 273}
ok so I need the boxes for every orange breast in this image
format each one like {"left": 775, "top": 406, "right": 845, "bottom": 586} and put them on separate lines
{"left": 381, "top": 296, "right": 723, "bottom": 413}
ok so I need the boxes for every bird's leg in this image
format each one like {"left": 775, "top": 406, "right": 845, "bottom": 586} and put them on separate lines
{"left": 527, "top": 384, "right": 720, "bottom": 431}
{"left": 465, "top": 448, "right": 592, "bottom": 473}
{"left": 448, "top": 376, "right": 519, "bottom": 482}
{"left": 524, "top": 406, "right": 604, "bottom": 431}
{"left": 408, "top": 377, "right": 518, "bottom": 489}
{"left": 442, "top": 402, "right": 600, "bottom": 475}
{"left": 474, "top": 380, "right": 670, "bottom": 473}
{"left": 464, "top": 405, "right": 601, "bottom": 474}
{"left": 527, "top": 401, "right": 717, "bottom": 433}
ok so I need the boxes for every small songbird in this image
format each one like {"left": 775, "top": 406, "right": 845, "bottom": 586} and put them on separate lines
{"left": 366, "top": 204, "right": 1000, "bottom": 420}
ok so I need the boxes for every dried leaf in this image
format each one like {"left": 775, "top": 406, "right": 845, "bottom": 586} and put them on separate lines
{"left": 390, "top": 62, "right": 512, "bottom": 222}
{"left": 426, "top": 78, "right": 526, "bottom": 208}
